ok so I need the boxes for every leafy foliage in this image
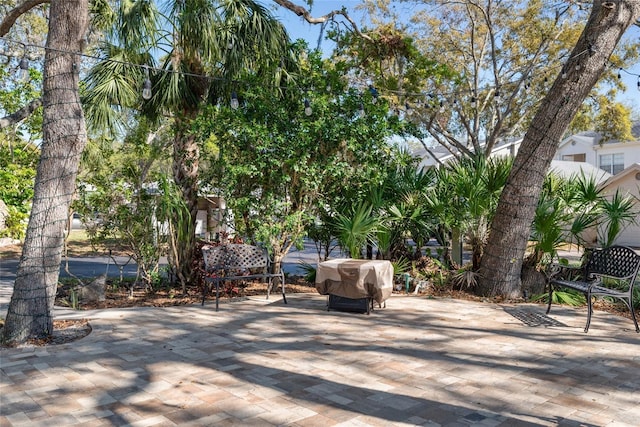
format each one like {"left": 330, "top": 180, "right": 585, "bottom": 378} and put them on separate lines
{"left": 333, "top": 0, "right": 638, "bottom": 156}
{"left": 0, "top": 139, "right": 38, "bottom": 238}
{"left": 74, "top": 120, "right": 173, "bottom": 287}
{"left": 196, "top": 46, "right": 411, "bottom": 268}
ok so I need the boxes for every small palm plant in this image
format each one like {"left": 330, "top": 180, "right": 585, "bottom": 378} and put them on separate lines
{"left": 332, "top": 203, "right": 380, "bottom": 259}
{"left": 597, "top": 189, "right": 638, "bottom": 247}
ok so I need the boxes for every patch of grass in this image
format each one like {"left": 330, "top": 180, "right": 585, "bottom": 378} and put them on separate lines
{"left": 1, "top": 230, "right": 129, "bottom": 259}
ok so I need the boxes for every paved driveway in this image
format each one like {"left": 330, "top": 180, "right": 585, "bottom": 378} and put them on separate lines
{"left": 1, "top": 293, "right": 639, "bottom": 426}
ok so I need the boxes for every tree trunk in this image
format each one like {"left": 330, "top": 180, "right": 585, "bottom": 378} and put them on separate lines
{"left": 171, "top": 116, "right": 199, "bottom": 293}
{"left": 2, "top": 0, "right": 89, "bottom": 344}
{"left": 476, "top": 0, "right": 640, "bottom": 298}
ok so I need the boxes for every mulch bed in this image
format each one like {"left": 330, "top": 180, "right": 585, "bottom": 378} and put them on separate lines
{"left": 0, "top": 319, "right": 92, "bottom": 348}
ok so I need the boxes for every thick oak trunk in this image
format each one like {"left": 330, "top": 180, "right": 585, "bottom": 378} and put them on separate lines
{"left": 3, "top": 0, "right": 89, "bottom": 344}
{"left": 477, "top": 0, "right": 640, "bottom": 298}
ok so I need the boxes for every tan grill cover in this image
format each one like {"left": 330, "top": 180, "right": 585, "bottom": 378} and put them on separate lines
{"left": 315, "top": 259, "right": 393, "bottom": 304}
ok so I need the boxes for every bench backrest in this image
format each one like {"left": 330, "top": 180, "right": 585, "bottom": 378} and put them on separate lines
{"left": 202, "top": 244, "right": 269, "bottom": 272}
{"left": 585, "top": 245, "right": 640, "bottom": 282}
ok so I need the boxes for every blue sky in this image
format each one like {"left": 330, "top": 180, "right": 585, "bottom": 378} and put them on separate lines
{"left": 273, "top": 1, "right": 639, "bottom": 114}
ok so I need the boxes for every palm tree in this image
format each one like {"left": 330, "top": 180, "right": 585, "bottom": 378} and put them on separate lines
{"left": 83, "top": 0, "right": 292, "bottom": 291}
{"left": 2, "top": 0, "right": 90, "bottom": 344}
{"left": 597, "top": 189, "right": 638, "bottom": 247}
{"left": 424, "top": 154, "right": 511, "bottom": 270}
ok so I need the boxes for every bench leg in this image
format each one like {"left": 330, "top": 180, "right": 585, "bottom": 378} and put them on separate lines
{"left": 631, "top": 306, "right": 640, "bottom": 333}
{"left": 584, "top": 294, "right": 593, "bottom": 333}
{"left": 546, "top": 282, "right": 553, "bottom": 314}
{"left": 621, "top": 295, "right": 640, "bottom": 333}
{"left": 266, "top": 276, "right": 287, "bottom": 304}
{"left": 215, "top": 280, "right": 220, "bottom": 312}
{"left": 280, "top": 273, "right": 287, "bottom": 304}
{"left": 202, "top": 280, "right": 208, "bottom": 306}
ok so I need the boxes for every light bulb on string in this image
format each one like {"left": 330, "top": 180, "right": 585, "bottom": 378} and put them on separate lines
{"left": 230, "top": 91, "right": 239, "bottom": 110}
{"left": 617, "top": 68, "right": 622, "bottom": 79}
{"left": 304, "top": 99, "right": 312, "bottom": 116}
{"left": 637, "top": 76, "right": 640, "bottom": 91}
{"left": 470, "top": 95, "right": 477, "bottom": 108}
{"left": 368, "top": 85, "right": 379, "bottom": 104}
{"left": 405, "top": 102, "right": 413, "bottom": 116}
{"left": 18, "top": 57, "right": 29, "bottom": 81}
{"left": 142, "top": 66, "right": 152, "bottom": 100}
{"left": 358, "top": 102, "right": 365, "bottom": 118}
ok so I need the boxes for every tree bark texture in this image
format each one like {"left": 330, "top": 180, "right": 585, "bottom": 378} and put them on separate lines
{"left": 476, "top": 0, "right": 640, "bottom": 298}
{"left": 172, "top": 115, "right": 199, "bottom": 293}
{"left": 2, "top": 0, "right": 89, "bottom": 344}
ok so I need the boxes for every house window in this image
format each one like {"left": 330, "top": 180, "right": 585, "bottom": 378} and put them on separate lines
{"left": 562, "top": 153, "right": 586, "bottom": 162}
{"left": 599, "top": 153, "right": 624, "bottom": 174}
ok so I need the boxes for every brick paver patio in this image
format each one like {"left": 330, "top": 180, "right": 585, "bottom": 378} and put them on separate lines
{"left": 1, "top": 293, "right": 639, "bottom": 426}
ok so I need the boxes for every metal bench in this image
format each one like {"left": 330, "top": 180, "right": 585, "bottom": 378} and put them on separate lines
{"left": 201, "top": 244, "right": 287, "bottom": 311}
{"left": 546, "top": 245, "right": 640, "bottom": 333}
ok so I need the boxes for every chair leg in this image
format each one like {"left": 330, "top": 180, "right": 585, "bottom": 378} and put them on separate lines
{"left": 266, "top": 278, "right": 272, "bottom": 300}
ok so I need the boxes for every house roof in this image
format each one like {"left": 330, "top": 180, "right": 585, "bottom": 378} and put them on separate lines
{"left": 559, "top": 121, "right": 640, "bottom": 148}
{"left": 558, "top": 131, "right": 601, "bottom": 149}
{"left": 549, "top": 160, "right": 611, "bottom": 184}
{"left": 601, "top": 162, "right": 640, "bottom": 188}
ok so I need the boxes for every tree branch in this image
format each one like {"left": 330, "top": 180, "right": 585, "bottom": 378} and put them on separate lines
{"left": 0, "top": 98, "right": 42, "bottom": 129}
{"left": 0, "top": 0, "right": 50, "bottom": 37}
{"left": 272, "top": 0, "right": 372, "bottom": 42}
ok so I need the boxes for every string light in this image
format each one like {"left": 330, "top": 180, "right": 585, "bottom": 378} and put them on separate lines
{"left": 142, "top": 65, "right": 152, "bottom": 100}
{"left": 17, "top": 57, "right": 29, "bottom": 81}
{"left": 304, "top": 98, "right": 312, "bottom": 116}
{"left": 405, "top": 102, "right": 413, "bottom": 116}
{"left": 230, "top": 91, "right": 239, "bottom": 110}
{"left": 368, "top": 85, "right": 379, "bottom": 104}
{"left": 2, "top": 35, "right": 639, "bottom": 117}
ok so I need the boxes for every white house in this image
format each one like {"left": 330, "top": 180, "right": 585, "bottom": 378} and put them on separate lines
{"left": 555, "top": 122, "right": 640, "bottom": 174}
{"left": 596, "top": 163, "right": 640, "bottom": 247}
{"left": 413, "top": 122, "right": 640, "bottom": 247}
{"left": 553, "top": 123, "right": 640, "bottom": 247}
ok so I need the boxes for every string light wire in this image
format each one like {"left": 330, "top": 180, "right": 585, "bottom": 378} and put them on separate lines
{"left": 1, "top": 35, "right": 638, "bottom": 115}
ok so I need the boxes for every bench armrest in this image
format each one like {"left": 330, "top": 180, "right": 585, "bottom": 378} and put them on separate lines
{"left": 545, "top": 263, "right": 583, "bottom": 282}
